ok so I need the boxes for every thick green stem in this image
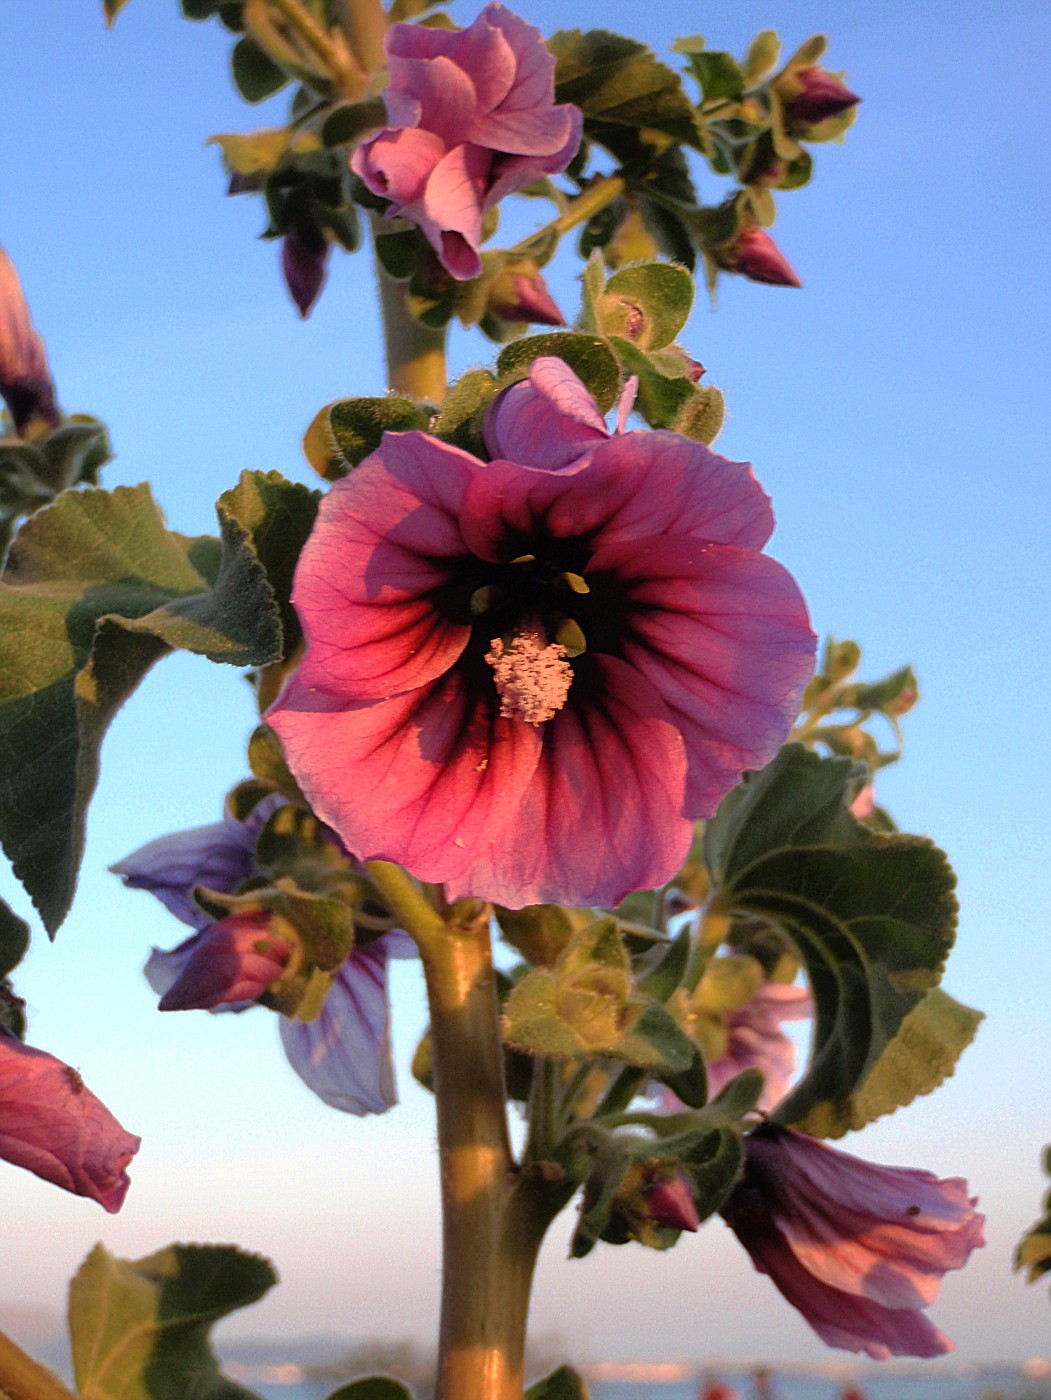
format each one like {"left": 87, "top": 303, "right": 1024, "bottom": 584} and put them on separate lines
{"left": 333, "top": 0, "right": 387, "bottom": 77}
{"left": 365, "top": 864, "right": 551, "bottom": 1400}
{"left": 371, "top": 224, "right": 449, "bottom": 402}
{"left": 0, "top": 1333, "right": 77, "bottom": 1400}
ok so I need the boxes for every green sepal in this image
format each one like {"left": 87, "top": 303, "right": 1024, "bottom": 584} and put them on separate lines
{"left": 609, "top": 337, "right": 694, "bottom": 429}
{"left": 595, "top": 262, "right": 694, "bottom": 350}
{"left": 209, "top": 127, "right": 291, "bottom": 178}
{"left": 0, "top": 898, "right": 29, "bottom": 980}
{"left": 303, "top": 397, "right": 431, "bottom": 480}
{"left": 269, "top": 886, "right": 355, "bottom": 974}
{"left": 374, "top": 229, "right": 425, "bottom": 280}
{"left": 232, "top": 35, "right": 290, "bottom": 103}
{"left": 430, "top": 369, "right": 499, "bottom": 456}
{"left": 552, "top": 31, "right": 704, "bottom": 152}
{"left": 670, "top": 384, "right": 725, "bottom": 444}
{"left": 69, "top": 1242, "right": 276, "bottom": 1400}
{"left": 247, "top": 724, "right": 304, "bottom": 804}
{"left": 0, "top": 483, "right": 284, "bottom": 933}
{"left": 495, "top": 904, "right": 592, "bottom": 968}
{"left": 635, "top": 925, "right": 691, "bottom": 1002}
{"left": 743, "top": 30, "right": 781, "bottom": 83}
{"left": 526, "top": 1366, "right": 589, "bottom": 1399}
{"left": 653, "top": 1043, "right": 708, "bottom": 1109}
{"left": 496, "top": 334, "right": 621, "bottom": 414}
{"left": 325, "top": 1382, "right": 414, "bottom": 1400}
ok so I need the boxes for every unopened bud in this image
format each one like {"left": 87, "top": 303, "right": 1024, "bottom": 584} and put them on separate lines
{"left": 0, "top": 248, "right": 59, "bottom": 436}
{"left": 282, "top": 227, "right": 330, "bottom": 319}
{"left": 487, "top": 265, "right": 564, "bottom": 327}
{"left": 782, "top": 66, "right": 860, "bottom": 129}
{"left": 157, "top": 913, "right": 293, "bottom": 1011}
{"left": 713, "top": 225, "right": 801, "bottom": 288}
{"left": 642, "top": 1167, "right": 700, "bottom": 1232}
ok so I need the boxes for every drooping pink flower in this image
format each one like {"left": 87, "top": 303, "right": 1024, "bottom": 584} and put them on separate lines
{"left": 0, "top": 1032, "right": 139, "bottom": 1212}
{"left": 114, "top": 799, "right": 414, "bottom": 1116}
{"left": 715, "top": 226, "right": 802, "bottom": 288}
{"left": 782, "top": 67, "right": 861, "bottom": 129}
{"left": 0, "top": 247, "right": 58, "bottom": 435}
{"left": 708, "top": 981, "right": 812, "bottom": 1110}
{"left": 720, "top": 1124, "right": 985, "bottom": 1359}
{"left": 267, "top": 359, "right": 816, "bottom": 908}
{"left": 352, "top": 4, "right": 582, "bottom": 280}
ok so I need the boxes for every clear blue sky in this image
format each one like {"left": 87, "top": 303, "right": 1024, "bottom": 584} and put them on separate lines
{"left": 1, "top": 0, "right": 1049, "bottom": 1370}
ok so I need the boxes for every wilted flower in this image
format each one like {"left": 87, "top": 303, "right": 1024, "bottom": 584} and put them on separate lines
{"left": 781, "top": 67, "right": 861, "bottom": 129}
{"left": 113, "top": 795, "right": 413, "bottom": 1116}
{"left": 708, "top": 980, "right": 812, "bottom": 1110}
{"left": 267, "top": 358, "right": 815, "bottom": 908}
{"left": 720, "top": 1124, "right": 985, "bottom": 1359}
{"left": 0, "top": 247, "right": 58, "bottom": 435}
{"left": 352, "top": 4, "right": 582, "bottom": 279}
{"left": 713, "top": 225, "right": 802, "bottom": 288}
{"left": 282, "top": 227, "right": 330, "bottom": 319}
{"left": 0, "top": 1032, "right": 139, "bottom": 1212}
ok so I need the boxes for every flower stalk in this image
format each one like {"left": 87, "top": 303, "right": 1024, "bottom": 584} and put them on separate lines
{"left": 0, "top": 1331, "right": 78, "bottom": 1400}
{"left": 372, "top": 240, "right": 449, "bottom": 402}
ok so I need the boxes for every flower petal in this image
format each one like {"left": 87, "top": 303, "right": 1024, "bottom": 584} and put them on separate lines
{"left": 483, "top": 356, "right": 610, "bottom": 469}
{"left": 385, "top": 52, "right": 478, "bottom": 148}
{"left": 279, "top": 935, "right": 409, "bottom": 1115}
{"left": 352, "top": 126, "right": 448, "bottom": 205}
{"left": 403, "top": 143, "right": 491, "bottom": 281}
{"left": 156, "top": 913, "right": 292, "bottom": 1012}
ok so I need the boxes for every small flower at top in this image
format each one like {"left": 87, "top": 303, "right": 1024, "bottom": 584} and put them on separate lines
{"left": 267, "top": 357, "right": 815, "bottom": 908}
{"left": 0, "top": 1030, "right": 140, "bottom": 1212}
{"left": 352, "top": 4, "right": 582, "bottom": 280}
{"left": 720, "top": 1123, "right": 985, "bottom": 1359}
{"left": 0, "top": 247, "right": 59, "bottom": 436}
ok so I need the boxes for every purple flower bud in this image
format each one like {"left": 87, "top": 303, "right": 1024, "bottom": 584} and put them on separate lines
{"left": 0, "top": 1031, "right": 140, "bottom": 1212}
{"left": 487, "top": 267, "right": 565, "bottom": 327}
{"left": 282, "top": 228, "right": 330, "bottom": 319}
{"left": 0, "top": 247, "right": 59, "bottom": 436}
{"left": 783, "top": 67, "right": 861, "bottom": 129}
{"left": 720, "top": 1124, "right": 985, "bottom": 1359}
{"left": 156, "top": 912, "right": 293, "bottom": 1012}
{"left": 717, "top": 226, "right": 802, "bottom": 288}
{"left": 642, "top": 1167, "right": 700, "bottom": 1232}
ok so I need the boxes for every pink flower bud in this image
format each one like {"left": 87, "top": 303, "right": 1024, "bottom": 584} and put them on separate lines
{"left": 157, "top": 912, "right": 293, "bottom": 1011}
{"left": 783, "top": 67, "right": 861, "bottom": 129}
{"left": 282, "top": 228, "right": 330, "bottom": 319}
{"left": 716, "top": 226, "right": 802, "bottom": 288}
{"left": 642, "top": 1167, "right": 700, "bottom": 1232}
{"left": 0, "top": 1032, "right": 140, "bottom": 1212}
{"left": 487, "top": 267, "right": 564, "bottom": 327}
{"left": 0, "top": 247, "right": 58, "bottom": 435}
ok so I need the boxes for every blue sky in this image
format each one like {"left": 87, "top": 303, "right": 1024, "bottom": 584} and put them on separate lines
{"left": 1, "top": 0, "right": 1050, "bottom": 1371}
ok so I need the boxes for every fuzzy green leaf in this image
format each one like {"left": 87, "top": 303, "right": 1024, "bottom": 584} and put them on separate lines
{"left": 0, "top": 897, "right": 29, "bottom": 979}
{"left": 69, "top": 1243, "right": 276, "bottom": 1399}
{"left": 597, "top": 262, "right": 694, "bottom": 350}
{"left": 325, "top": 1380, "right": 414, "bottom": 1400}
{"left": 303, "top": 398, "right": 431, "bottom": 480}
{"left": 497, "top": 333, "right": 621, "bottom": 414}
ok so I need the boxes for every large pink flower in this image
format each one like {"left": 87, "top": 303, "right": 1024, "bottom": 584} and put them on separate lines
{"left": 267, "top": 360, "right": 815, "bottom": 908}
{"left": 720, "top": 1124, "right": 985, "bottom": 1359}
{"left": 352, "top": 4, "right": 582, "bottom": 279}
{"left": 0, "top": 1032, "right": 139, "bottom": 1212}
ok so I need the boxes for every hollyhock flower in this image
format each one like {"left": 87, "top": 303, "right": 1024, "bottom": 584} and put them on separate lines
{"left": 267, "top": 359, "right": 816, "bottom": 908}
{"left": 715, "top": 226, "right": 802, "bottom": 288}
{"left": 708, "top": 981, "right": 812, "bottom": 1110}
{"left": 113, "top": 797, "right": 413, "bottom": 1116}
{"left": 352, "top": 4, "right": 582, "bottom": 280}
{"left": 0, "top": 1032, "right": 139, "bottom": 1212}
{"left": 781, "top": 67, "right": 861, "bottom": 129}
{"left": 0, "top": 247, "right": 59, "bottom": 435}
{"left": 720, "top": 1123, "right": 985, "bottom": 1359}
{"left": 482, "top": 356, "right": 635, "bottom": 470}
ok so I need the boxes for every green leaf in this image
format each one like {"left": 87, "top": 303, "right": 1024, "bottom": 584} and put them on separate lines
{"left": 0, "top": 896, "right": 29, "bottom": 979}
{"left": 833, "top": 988, "right": 983, "bottom": 1135}
{"left": 430, "top": 369, "right": 499, "bottom": 456}
{"left": 303, "top": 398, "right": 431, "bottom": 481}
{"left": 496, "top": 333, "right": 621, "bottom": 414}
{"left": 231, "top": 36, "right": 289, "bottom": 104}
{"left": 325, "top": 1382, "right": 414, "bottom": 1400}
{"left": 69, "top": 1242, "right": 276, "bottom": 1400}
{"left": 670, "top": 383, "right": 725, "bottom": 445}
{"left": 598, "top": 262, "right": 694, "bottom": 350}
{"left": 526, "top": 1365, "right": 589, "bottom": 1399}
{"left": 209, "top": 128, "right": 291, "bottom": 177}
{"left": 608, "top": 337, "right": 694, "bottom": 429}
{"left": 552, "top": 31, "right": 703, "bottom": 151}
{"left": 1016, "top": 1147, "right": 1051, "bottom": 1287}
{"left": 743, "top": 31, "right": 781, "bottom": 83}
{"left": 682, "top": 49, "right": 745, "bottom": 105}
{"left": 0, "top": 484, "right": 282, "bottom": 933}
{"left": 321, "top": 99, "right": 387, "bottom": 147}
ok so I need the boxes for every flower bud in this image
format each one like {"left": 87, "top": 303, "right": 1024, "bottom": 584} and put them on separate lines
{"left": 713, "top": 225, "right": 802, "bottom": 288}
{"left": 487, "top": 264, "right": 564, "bottom": 328}
{"left": 781, "top": 67, "right": 860, "bottom": 129}
{"left": 282, "top": 227, "right": 330, "bottom": 319}
{"left": 156, "top": 912, "right": 293, "bottom": 1011}
{"left": 0, "top": 248, "right": 59, "bottom": 436}
{"left": 641, "top": 1167, "right": 700, "bottom": 1232}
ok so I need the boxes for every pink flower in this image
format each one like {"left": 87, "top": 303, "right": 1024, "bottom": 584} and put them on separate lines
{"left": 0, "top": 1032, "right": 139, "bottom": 1212}
{"left": 715, "top": 226, "right": 802, "bottom": 288}
{"left": 708, "top": 981, "right": 812, "bottom": 1110}
{"left": 152, "top": 912, "right": 293, "bottom": 1012}
{"left": 352, "top": 4, "right": 582, "bottom": 280}
{"left": 0, "top": 247, "right": 58, "bottom": 435}
{"left": 720, "top": 1124, "right": 985, "bottom": 1359}
{"left": 267, "top": 362, "right": 816, "bottom": 908}
{"left": 782, "top": 68, "right": 861, "bottom": 129}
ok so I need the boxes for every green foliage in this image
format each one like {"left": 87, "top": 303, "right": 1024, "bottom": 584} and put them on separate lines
{"left": 702, "top": 745, "right": 963, "bottom": 1138}
{"left": 232, "top": 36, "right": 290, "bottom": 103}
{"left": 0, "top": 898, "right": 29, "bottom": 980}
{"left": 526, "top": 1365, "right": 589, "bottom": 1399}
{"left": 1016, "top": 1147, "right": 1051, "bottom": 1290}
{"left": 497, "top": 333, "right": 621, "bottom": 414}
{"left": 429, "top": 368, "right": 499, "bottom": 456}
{"left": 325, "top": 1381, "right": 414, "bottom": 1400}
{"left": 0, "top": 478, "right": 298, "bottom": 933}
{"left": 303, "top": 398, "right": 431, "bottom": 480}
{"left": 69, "top": 1243, "right": 276, "bottom": 1399}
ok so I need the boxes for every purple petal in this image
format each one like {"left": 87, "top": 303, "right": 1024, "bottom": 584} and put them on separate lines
{"left": 352, "top": 127, "right": 447, "bottom": 205}
{"left": 403, "top": 143, "right": 491, "bottom": 281}
{"left": 385, "top": 52, "right": 478, "bottom": 148}
{"left": 156, "top": 913, "right": 292, "bottom": 1012}
{"left": 279, "top": 934, "right": 411, "bottom": 1115}
{"left": 483, "top": 357, "right": 609, "bottom": 468}
{"left": 281, "top": 229, "right": 329, "bottom": 318}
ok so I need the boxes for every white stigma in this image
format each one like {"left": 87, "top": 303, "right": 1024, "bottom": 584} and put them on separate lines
{"left": 485, "top": 627, "right": 573, "bottom": 726}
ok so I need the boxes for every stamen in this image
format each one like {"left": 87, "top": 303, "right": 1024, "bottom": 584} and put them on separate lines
{"left": 485, "top": 626, "right": 573, "bottom": 726}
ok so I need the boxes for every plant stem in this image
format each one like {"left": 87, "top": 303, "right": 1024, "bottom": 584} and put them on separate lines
{"left": 365, "top": 863, "right": 552, "bottom": 1400}
{"left": 332, "top": 0, "right": 387, "bottom": 77}
{"left": 265, "top": 0, "right": 366, "bottom": 99}
{"left": 0, "top": 1334, "right": 77, "bottom": 1400}
{"left": 372, "top": 244, "right": 450, "bottom": 402}
{"left": 511, "top": 173, "right": 627, "bottom": 257}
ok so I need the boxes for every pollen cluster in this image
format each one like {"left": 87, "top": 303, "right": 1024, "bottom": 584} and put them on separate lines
{"left": 485, "top": 628, "right": 573, "bottom": 726}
